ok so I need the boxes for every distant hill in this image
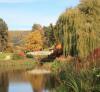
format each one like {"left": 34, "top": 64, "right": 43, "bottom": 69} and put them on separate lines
{"left": 9, "top": 30, "right": 31, "bottom": 46}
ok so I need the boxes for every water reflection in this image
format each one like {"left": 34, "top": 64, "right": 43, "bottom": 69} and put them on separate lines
{"left": 27, "top": 74, "right": 47, "bottom": 92}
{"left": 0, "top": 72, "right": 9, "bottom": 92}
{"left": 0, "top": 71, "right": 56, "bottom": 92}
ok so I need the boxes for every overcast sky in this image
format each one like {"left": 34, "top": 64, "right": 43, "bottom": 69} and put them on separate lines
{"left": 0, "top": 0, "right": 79, "bottom": 30}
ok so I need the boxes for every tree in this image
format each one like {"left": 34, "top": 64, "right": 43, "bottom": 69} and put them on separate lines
{"left": 32, "top": 24, "right": 42, "bottom": 31}
{"left": 78, "top": 0, "right": 100, "bottom": 58}
{"left": 54, "top": 0, "right": 100, "bottom": 58}
{"left": 54, "top": 9, "right": 81, "bottom": 57}
{"left": 24, "top": 29, "right": 44, "bottom": 51}
{"left": 0, "top": 18, "right": 8, "bottom": 51}
{"left": 43, "top": 24, "right": 55, "bottom": 47}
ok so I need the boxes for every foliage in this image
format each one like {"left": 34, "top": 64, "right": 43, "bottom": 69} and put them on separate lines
{"left": 32, "top": 24, "right": 42, "bottom": 31}
{"left": 5, "top": 43, "right": 14, "bottom": 52}
{"left": 26, "top": 54, "right": 34, "bottom": 58}
{"left": 54, "top": 0, "right": 100, "bottom": 58}
{"left": 43, "top": 24, "right": 56, "bottom": 47}
{"left": 53, "top": 62, "right": 100, "bottom": 92}
{"left": 0, "top": 18, "right": 8, "bottom": 51}
{"left": 24, "top": 30, "right": 44, "bottom": 51}
{"left": 51, "top": 60, "right": 62, "bottom": 74}
{"left": 78, "top": 0, "right": 100, "bottom": 58}
{"left": 12, "top": 53, "right": 24, "bottom": 60}
{"left": 24, "top": 24, "right": 45, "bottom": 51}
{"left": 9, "top": 31, "right": 30, "bottom": 46}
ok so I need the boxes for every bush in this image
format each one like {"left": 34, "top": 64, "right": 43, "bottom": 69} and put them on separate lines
{"left": 26, "top": 54, "right": 33, "bottom": 58}
{"left": 12, "top": 53, "right": 24, "bottom": 60}
{"left": 51, "top": 60, "right": 62, "bottom": 74}
{"left": 24, "top": 50, "right": 30, "bottom": 54}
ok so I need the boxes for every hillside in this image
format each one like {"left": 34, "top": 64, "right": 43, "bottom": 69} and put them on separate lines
{"left": 9, "top": 30, "right": 31, "bottom": 46}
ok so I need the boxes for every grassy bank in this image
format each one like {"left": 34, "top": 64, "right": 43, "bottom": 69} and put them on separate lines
{"left": 0, "top": 59, "right": 37, "bottom": 72}
{"left": 50, "top": 60, "right": 100, "bottom": 92}
{"left": 0, "top": 53, "right": 35, "bottom": 72}
{"left": 0, "top": 52, "right": 50, "bottom": 72}
{"left": 0, "top": 53, "right": 100, "bottom": 92}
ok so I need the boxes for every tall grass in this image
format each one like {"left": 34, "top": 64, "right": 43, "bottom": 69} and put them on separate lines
{"left": 51, "top": 61, "right": 100, "bottom": 92}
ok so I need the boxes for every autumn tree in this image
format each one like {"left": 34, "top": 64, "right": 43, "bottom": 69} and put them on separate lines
{"left": 0, "top": 18, "right": 8, "bottom": 51}
{"left": 24, "top": 24, "right": 44, "bottom": 51}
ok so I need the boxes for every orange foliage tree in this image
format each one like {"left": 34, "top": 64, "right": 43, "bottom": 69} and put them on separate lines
{"left": 24, "top": 30, "right": 44, "bottom": 51}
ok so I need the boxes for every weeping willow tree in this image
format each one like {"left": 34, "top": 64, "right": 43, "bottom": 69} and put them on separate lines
{"left": 78, "top": 0, "right": 100, "bottom": 58}
{"left": 54, "top": 8, "right": 86, "bottom": 57}
{"left": 54, "top": 0, "right": 100, "bottom": 58}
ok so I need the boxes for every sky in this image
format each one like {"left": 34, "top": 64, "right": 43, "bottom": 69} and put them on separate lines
{"left": 0, "top": 0, "right": 80, "bottom": 30}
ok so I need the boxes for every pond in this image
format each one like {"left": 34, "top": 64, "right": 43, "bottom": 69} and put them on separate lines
{"left": 0, "top": 70, "right": 57, "bottom": 92}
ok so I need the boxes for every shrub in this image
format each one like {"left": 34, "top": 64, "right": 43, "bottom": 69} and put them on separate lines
{"left": 51, "top": 60, "right": 62, "bottom": 74}
{"left": 24, "top": 50, "right": 30, "bottom": 54}
{"left": 18, "top": 52, "right": 25, "bottom": 57}
{"left": 26, "top": 54, "right": 33, "bottom": 58}
{"left": 12, "top": 53, "right": 24, "bottom": 60}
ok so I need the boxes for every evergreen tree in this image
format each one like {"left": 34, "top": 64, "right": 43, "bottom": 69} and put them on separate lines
{"left": 32, "top": 24, "right": 42, "bottom": 31}
{"left": 43, "top": 24, "right": 55, "bottom": 47}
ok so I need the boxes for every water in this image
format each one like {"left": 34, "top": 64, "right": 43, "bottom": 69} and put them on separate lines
{"left": 0, "top": 70, "right": 56, "bottom": 92}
